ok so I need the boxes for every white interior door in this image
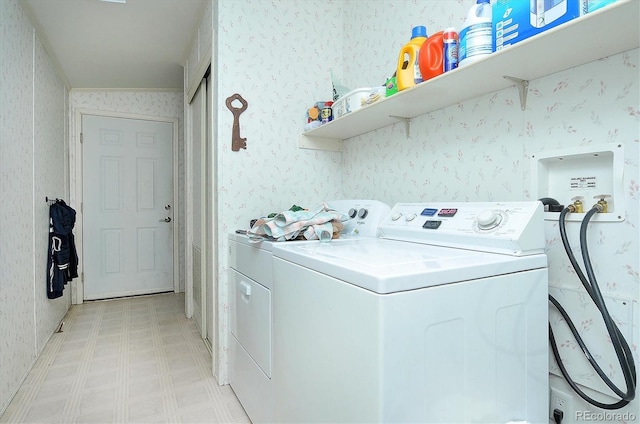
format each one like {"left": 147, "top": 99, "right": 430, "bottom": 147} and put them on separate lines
{"left": 82, "top": 114, "right": 174, "bottom": 300}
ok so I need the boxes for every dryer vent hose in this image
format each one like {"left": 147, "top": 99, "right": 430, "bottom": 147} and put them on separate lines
{"left": 549, "top": 206, "right": 636, "bottom": 409}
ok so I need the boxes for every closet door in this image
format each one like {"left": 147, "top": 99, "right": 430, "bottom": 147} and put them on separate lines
{"left": 205, "top": 73, "right": 215, "bottom": 349}
{"left": 189, "top": 79, "right": 207, "bottom": 337}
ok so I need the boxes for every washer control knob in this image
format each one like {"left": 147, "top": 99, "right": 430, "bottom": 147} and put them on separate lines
{"left": 358, "top": 208, "right": 368, "bottom": 219}
{"left": 391, "top": 212, "right": 403, "bottom": 221}
{"left": 348, "top": 208, "right": 358, "bottom": 219}
{"left": 405, "top": 213, "right": 417, "bottom": 222}
{"left": 477, "top": 209, "right": 501, "bottom": 230}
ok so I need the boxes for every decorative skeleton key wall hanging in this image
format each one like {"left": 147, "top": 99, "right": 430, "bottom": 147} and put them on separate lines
{"left": 225, "top": 93, "right": 248, "bottom": 151}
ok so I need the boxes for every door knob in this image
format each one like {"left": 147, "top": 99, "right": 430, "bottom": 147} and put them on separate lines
{"left": 159, "top": 217, "right": 172, "bottom": 223}
{"left": 165, "top": 204, "right": 171, "bottom": 210}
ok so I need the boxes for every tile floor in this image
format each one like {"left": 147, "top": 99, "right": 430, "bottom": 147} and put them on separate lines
{"left": 0, "top": 293, "right": 251, "bottom": 424}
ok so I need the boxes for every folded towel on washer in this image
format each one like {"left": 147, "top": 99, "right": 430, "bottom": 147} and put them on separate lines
{"left": 303, "top": 222, "right": 334, "bottom": 242}
{"left": 247, "top": 204, "right": 348, "bottom": 242}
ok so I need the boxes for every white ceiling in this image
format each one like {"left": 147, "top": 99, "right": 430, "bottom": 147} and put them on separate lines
{"left": 21, "top": 0, "right": 208, "bottom": 90}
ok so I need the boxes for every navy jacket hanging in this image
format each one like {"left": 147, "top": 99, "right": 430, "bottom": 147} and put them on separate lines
{"left": 47, "top": 200, "right": 79, "bottom": 299}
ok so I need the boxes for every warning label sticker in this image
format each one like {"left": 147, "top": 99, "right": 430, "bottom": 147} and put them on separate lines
{"left": 570, "top": 177, "right": 597, "bottom": 189}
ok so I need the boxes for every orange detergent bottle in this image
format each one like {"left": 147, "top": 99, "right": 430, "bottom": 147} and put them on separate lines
{"left": 418, "top": 30, "right": 444, "bottom": 81}
{"left": 396, "top": 26, "right": 428, "bottom": 91}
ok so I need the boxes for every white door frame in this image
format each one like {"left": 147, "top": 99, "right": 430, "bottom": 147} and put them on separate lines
{"left": 71, "top": 109, "right": 180, "bottom": 304}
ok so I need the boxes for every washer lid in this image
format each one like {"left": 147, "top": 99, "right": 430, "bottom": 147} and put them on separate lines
{"left": 272, "top": 238, "right": 547, "bottom": 294}
{"left": 228, "top": 231, "right": 370, "bottom": 252}
{"left": 229, "top": 232, "right": 276, "bottom": 252}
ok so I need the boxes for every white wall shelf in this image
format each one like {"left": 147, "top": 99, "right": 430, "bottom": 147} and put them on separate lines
{"left": 299, "top": 0, "right": 639, "bottom": 151}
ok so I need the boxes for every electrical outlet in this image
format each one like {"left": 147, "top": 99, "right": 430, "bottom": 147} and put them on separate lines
{"left": 549, "top": 387, "right": 573, "bottom": 420}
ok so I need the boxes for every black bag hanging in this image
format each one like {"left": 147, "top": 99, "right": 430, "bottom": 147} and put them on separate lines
{"left": 47, "top": 199, "right": 78, "bottom": 299}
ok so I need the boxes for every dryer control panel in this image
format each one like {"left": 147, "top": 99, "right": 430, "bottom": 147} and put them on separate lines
{"left": 325, "top": 199, "right": 390, "bottom": 237}
{"left": 379, "top": 201, "right": 545, "bottom": 256}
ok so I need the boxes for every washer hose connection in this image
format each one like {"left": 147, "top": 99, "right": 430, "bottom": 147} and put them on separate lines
{"left": 548, "top": 204, "right": 636, "bottom": 410}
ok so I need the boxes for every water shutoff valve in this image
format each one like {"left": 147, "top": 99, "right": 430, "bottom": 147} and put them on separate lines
{"left": 569, "top": 196, "right": 584, "bottom": 213}
{"left": 594, "top": 194, "right": 611, "bottom": 213}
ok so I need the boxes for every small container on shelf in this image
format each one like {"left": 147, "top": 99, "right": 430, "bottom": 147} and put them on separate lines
{"left": 443, "top": 27, "right": 459, "bottom": 72}
{"left": 332, "top": 88, "right": 373, "bottom": 119}
{"left": 418, "top": 30, "right": 444, "bottom": 81}
{"left": 304, "top": 100, "right": 333, "bottom": 131}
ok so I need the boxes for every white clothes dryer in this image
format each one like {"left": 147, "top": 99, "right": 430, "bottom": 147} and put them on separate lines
{"left": 271, "top": 201, "right": 549, "bottom": 423}
{"left": 228, "top": 200, "right": 390, "bottom": 423}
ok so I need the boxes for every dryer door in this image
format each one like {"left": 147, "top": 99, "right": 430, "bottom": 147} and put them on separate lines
{"left": 229, "top": 269, "right": 271, "bottom": 377}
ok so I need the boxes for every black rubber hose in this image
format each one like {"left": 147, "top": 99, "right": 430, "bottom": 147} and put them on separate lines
{"left": 557, "top": 207, "right": 635, "bottom": 399}
{"left": 549, "top": 320, "right": 630, "bottom": 410}
{"left": 578, "top": 208, "right": 636, "bottom": 400}
{"left": 549, "top": 295, "right": 620, "bottom": 391}
{"left": 558, "top": 208, "right": 590, "bottom": 295}
{"left": 549, "top": 206, "right": 636, "bottom": 409}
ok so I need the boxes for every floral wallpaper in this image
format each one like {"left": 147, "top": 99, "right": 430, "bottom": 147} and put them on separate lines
{"left": 34, "top": 25, "right": 70, "bottom": 355}
{"left": 215, "top": 0, "right": 638, "bottom": 419}
{"left": 215, "top": 0, "right": 344, "bottom": 383}
{"left": 2, "top": 0, "right": 636, "bottom": 420}
{"left": 0, "top": 0, "right": 70, "bottom": 413}
{"left": 338, "top": 0, "right": 638, "bottom": 419}
{"left": 528, "top": 52, "right": 639, "bottom": 417}
{"left": 341, "top": 49, "right": 639, "bottom": 418}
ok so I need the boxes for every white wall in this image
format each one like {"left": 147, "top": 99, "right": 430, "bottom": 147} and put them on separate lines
{"left": 211, "top": 0, "right": 640, "bottom": 419}
{"left": 338, "top": 0, "right": 639, "bottom": 420}
{"left": 4, "top": 0, "right": 634, "bottom": 420}
{"left": 214, "top": 0, "right": 345, "bottom": 382}
{"left": 214, "top": 5, "right": 640, "bottom": 415}
{"left": 0, "top": 0, "right": 71, "bottom": 413}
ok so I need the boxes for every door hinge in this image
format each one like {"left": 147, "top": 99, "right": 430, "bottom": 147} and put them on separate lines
{"left": 81, "top": 272, "right": 84, "bottom": 283}
{"left": 80, "top": 132, "right": 83, "bottom": 143}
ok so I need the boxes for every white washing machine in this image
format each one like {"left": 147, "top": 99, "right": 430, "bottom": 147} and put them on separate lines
{"left": 271, "top": 201, "right": 549, "bottom": 423}
{"left": 228, "top": 200, "right": 390, "bottom": 423}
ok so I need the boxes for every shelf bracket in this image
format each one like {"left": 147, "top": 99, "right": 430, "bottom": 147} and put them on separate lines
{"left": 389, "top": 116, "right": 411, "bottom": 138}
{"left": 298, "top": 134, "right": 342, "bottom": 152}
{"left": 503, "top": 76, "right": 529, "bottom": 111}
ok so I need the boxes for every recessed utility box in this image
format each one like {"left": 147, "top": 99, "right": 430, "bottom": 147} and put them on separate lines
{"left": 531, "top": 143, "right": 624, "bottom": 222}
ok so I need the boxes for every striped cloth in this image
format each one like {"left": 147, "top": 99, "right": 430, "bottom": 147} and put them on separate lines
{"left": 247, "top": 204, "right": 348, "bottom": 242}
